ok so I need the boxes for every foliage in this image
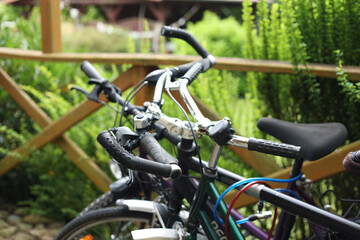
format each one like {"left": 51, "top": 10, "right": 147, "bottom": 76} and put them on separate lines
{"left": 0, "top": 5, "right": 41, "bottom": 50}
{"left": 242, "top": 0, "right": 360, "bottom": 140}
{"left": 173, "top": 11, "right": 245, "bottom": 58}
{"left": 172, "top": 11, "right": 250, "bottom": 98}
{"left": 80, "top": 6, "right": 106, "bottom": 23}
{"left": 241, "top": 0, "right": 360, "bottom": 238}
{"left": 0, "top": 5, "right": 119, "bottom": 220}
{"left": 335, "top": 50, "right": 360, "bottom": 103}
{"left": 63, "top": 26, "right": 129, "bottom": 53}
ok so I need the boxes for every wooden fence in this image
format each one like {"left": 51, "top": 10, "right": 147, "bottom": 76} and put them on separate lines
{"left": 1, "top": 0, "right": 360, "bottom": 207}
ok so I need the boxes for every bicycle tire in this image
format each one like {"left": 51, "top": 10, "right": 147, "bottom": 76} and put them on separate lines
{"left": 79, "top": 191, "right": 116, "bottom": 216}
{"left": 55, "top": 206, "right": 154, "bottom": 240}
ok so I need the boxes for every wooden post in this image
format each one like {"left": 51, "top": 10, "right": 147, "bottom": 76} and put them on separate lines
{"left": 0, "top": 67, "right": 112, "bottom": 192}
{"left": 0, "top": 68, "right": 135, "bottom": 188}
{"left": 40, "top": 0, "right": 62, "bottom": 53}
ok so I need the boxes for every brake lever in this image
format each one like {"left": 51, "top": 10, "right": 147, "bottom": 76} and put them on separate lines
{"left": 71, "top": 86, "right": 89, "bottom": 96}
{"left": 127, "top": 169, "right": 134, "bottom": 186}
{"left": 88, "top": 78, "right": 108, "bottom": 85}
{"left": 71, "top": 85, "right": 102, "bottom": 102}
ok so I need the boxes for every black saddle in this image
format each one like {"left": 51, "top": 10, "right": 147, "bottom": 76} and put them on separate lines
{"left": 257, "top": 118, "right": 347, "bottom": 161}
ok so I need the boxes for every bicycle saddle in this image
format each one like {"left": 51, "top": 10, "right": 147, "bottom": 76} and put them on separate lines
{"left": 257, "top": 117, "right": 347, "bottom": 161}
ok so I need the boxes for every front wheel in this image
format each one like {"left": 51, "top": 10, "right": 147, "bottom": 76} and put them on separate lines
{"left": 55, "top": 206, "right": 154, "bottom": 240}
{"left": 79, "top": 191, "right": 116, "bottom": 216}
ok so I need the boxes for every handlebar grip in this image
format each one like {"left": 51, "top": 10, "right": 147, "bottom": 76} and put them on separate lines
{"left": 351, "top": 151, "right": 360, "bottom": 163}
{"left": 182, "top": 62, "right": 203, "bottom": 85}
{"left": 161, "top": 26, "right": 210, "bottom": 58}
{"left": 171, "top": 61, "right": 199, "bottom": 80}
{"left": 97, "top": 131, "right": 181, "bottom": 179}
{"left": 81, "top": 61, "right": 103, "bottom": 80}
{"left": 248, "top": 138, "right": 301, "bottom": 159}
{"left": 144, "top": 69, "right": 166, "bottom": 86}
{"left": 139, "top": 133, "right": 179, "bottom": 165}
{"left": 343, "top": 151, "right": 360, "bottom": 176}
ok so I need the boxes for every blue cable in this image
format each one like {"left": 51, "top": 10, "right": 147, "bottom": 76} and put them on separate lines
{"left": 275, "top": 188, "right": 301, "bottom": 200}
{"left": 214, "top": 173, "right": 303, "bottom": 224}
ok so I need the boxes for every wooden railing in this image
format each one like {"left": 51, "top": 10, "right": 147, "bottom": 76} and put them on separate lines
{"left": 1, "top": 47, "right": 360, "bottom": 81}
{"left": 1, "top": 0, "right": 360, "bottom": 207}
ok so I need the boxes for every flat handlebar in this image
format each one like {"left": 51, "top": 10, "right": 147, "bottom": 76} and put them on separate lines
{"left": 161, "top": 26, "right": 210, "bottom": 58}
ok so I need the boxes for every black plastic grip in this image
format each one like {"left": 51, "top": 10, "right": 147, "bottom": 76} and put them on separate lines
{"left": 139, "top": 133, "right": 178, "bottom": 165}
{"left": 171, "top": 61, "right": 199, "bottom": 80}
{"left": 97, "top": 131, "right": 181, "bottom": 179}
{"left": 143, "top": 69, "right": 166, "bottom": 86}
{"left": 182, "top": 62, "right": 203, "bottom": 85}
{"left": 351, "top": 150, "right": 360, "bottom": 163}
{"left": 343, "top": 151, "right": 360, "bottom": 176}
{"left": 80, "top": 61, "right": 103, "bottom": 80}
{"left": 161, "top": 26, "right": 210, "bottom": 58}
{"left": 248, "top": 137, "right": 301, "bottom": 159}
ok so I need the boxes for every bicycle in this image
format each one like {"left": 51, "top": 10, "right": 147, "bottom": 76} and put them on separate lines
{"left": 55, "top": 26, "right": 360, "bottom": 240}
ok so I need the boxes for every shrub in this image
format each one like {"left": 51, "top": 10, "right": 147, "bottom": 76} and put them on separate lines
{"left": 242, "top": 0, "right": 360, "bottom": 238}
{"left": 242, "top": 0, "right": 360, "bottom": 140}
{"left": 0, "top": 5, "right": 119, "bottom": 220}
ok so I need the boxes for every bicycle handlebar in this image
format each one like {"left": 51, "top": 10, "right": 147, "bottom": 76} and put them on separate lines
{"left": 352, "top": 150, "right": 360, "bottom": 163}
{"left": 248, "top": 138, "right": 301, "bottom": 159}
{"left": 182, "top": 62, "right": 203, "bottom": 85}
{"left": 81, "top": 61, "right": 104, "bottom": 80}
{"left": 97, "top": 131, "right": 181, "bottom": 179}
{"left": 80, "top": 25, "right": 301, "bottom": 180}
{"left": 343, "top": 150, "right": 360, "bottom": 176}
{"left": 77, "top": 60, "right": 183, "bottom": 179}
{"left": 139, "top": 133, "right": 179, "bottom": 165}
{"left": 161, "top": 26, "right": 210, "bottom": 58}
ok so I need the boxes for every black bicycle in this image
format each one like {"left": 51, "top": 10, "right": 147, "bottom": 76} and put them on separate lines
{"left": 55, "top": 27, "right": 360, "bottom": 240}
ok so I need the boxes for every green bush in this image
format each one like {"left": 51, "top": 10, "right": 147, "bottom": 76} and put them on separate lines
{"left": 241, "top": 0, "right": 360, "bottom": 238}
{"left": 63, "top": 26, "right": 129, "bottom": 53}
{"left": 242, "top": 0, "right": 360, "bottom": 140}
{"left": 173, "top": 11, "right": 246, "bottom": 58}
{"left": 0, "top": 5, "right": 120, "bottom": 220}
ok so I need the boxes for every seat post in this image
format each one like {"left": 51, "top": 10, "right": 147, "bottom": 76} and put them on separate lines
{"left": 290, "top": 157, "right": 304, "bottom": 178}
{"left": 274, "top": 157, "right": 304, "bottom": 240}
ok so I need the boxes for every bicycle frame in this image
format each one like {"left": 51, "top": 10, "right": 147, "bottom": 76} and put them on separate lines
{"left": 167, "top": 137, "right": 360, "bottom": 240}
{"left": 72, "top": 29, "right": 360, "bottom": 240}
{"left": 182, "top": 175, "right": 244, "bottom": 240}
{"left": 106, "top": 121, "right": 359, "bottom": 239}
{"left": 164, "top": 70, "right": 360, "bottom": 239}
{"left": 109, "top": 133, "right": 359, "bottom": 239}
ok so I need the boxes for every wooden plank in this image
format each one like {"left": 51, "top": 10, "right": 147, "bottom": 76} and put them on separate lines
{"left": 0, "top": 67, "right": 50, "bottom": 127}
{"left": 0, "top": 68, "right": 135, "bottom": 177}
{"left": 55, "top": 135, "right": 112, "bottom": 192}
{"left": 225, "top": 140, "right": 360, "bottom": 208}
{"left": 40, "top": 0, "right": 62, "bottom": 53}
{"left": 0, "top": 67, "right": 112, "bottom": 192}
{"left": 0, "top": 47, "right": 359, "bottom": 81}
{"left": 168, "top": 91, "right": 281, "bottom": 176}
